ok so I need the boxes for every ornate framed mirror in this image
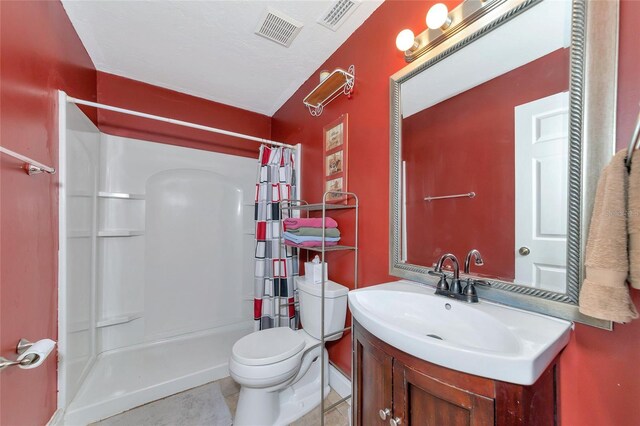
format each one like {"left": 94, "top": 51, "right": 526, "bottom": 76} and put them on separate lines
{"left": 389, "top": 0, "right": 619, "bottom": 328}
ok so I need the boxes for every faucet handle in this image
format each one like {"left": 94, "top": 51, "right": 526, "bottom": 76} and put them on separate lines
{"left": 473, "top": 279, "right": 491, "bottom": 287}
{"left": 428, "top": 270, "right": 449, "bottom": 291}
{"left": 463, "top": 278, "right": 479, "bottom": 303}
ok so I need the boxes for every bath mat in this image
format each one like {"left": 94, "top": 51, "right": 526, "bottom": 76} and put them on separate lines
{"left": 94, "top": 382, "right": 232, "bottom": 426}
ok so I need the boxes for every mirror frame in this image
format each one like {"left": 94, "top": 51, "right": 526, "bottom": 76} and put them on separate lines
{"left": 389, "top": 0, "right": 619, "bottom": 329}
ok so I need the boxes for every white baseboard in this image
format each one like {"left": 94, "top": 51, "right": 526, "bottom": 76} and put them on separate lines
{"left": 46, "top": 408, "right": 65, "bottom": 426}
{"left": 328, "top": 363, "right": 352, "bottom": 404}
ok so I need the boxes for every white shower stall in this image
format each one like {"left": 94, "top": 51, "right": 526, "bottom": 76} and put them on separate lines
{"left": 58, "top": 93, "right": 262, "bottom": 424}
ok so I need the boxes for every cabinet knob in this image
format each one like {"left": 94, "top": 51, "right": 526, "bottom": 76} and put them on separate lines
{"left": 390, "top": 417, "right": 402, "bottom": 426}
{"left": 379, "top": 408, "right": 391, "bottom": 420}
{"left": 518, "top": 246, "right": 531, "bottom": 256}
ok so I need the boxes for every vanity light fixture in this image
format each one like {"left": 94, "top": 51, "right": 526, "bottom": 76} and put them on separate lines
{"left": 395, "top": 29, "right": 419, "bottom": 52}
{"left": 396, "top": 0, "right": 495, "bottom": 62}
{"left": 426, "top": 3, "right": 452, "bottom": 30}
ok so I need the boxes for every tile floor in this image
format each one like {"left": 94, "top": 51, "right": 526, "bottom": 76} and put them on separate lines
{"left": 95, "top": 376, "right": 351, "bottom": 426}
{"left": 93, "top": 382, "right": 232, "bottom": 426}
{"left": 221, "top": 376, "right": 350, "bottom": 426}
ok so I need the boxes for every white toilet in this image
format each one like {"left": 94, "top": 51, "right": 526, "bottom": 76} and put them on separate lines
{"left": 229, "top": 277, "right": 349, "bottom": 426}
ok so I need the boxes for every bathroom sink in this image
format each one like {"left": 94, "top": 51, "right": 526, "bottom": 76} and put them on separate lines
{"left": 348, "top": 280, "right": 572, "bottom": 385}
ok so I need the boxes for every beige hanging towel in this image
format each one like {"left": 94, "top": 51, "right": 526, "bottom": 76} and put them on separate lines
{"left": 628, "top": 150, "right": 640, "bottom": 289}
{"left": 579, "top": 150, "right": 638, "bottom": 323}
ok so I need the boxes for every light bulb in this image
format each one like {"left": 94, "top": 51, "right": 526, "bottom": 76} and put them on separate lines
{"left": 395, "top": 29, "right": 416, "bottom": 52}
{"left": 426, "top": 3, "right": 452, "bottom": 30}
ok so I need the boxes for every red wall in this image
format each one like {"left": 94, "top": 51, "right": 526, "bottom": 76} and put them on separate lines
{"left": 0, "top": 4, "right": 270, "bottom": 425}
{"left": 1, "top": 0, "right": 639, "bottom": 424}
{"left": 272, "top": 1, "right": 640, "bottom": 425}
{"left": 96, "top": 72, "right": 271, "bottom": 158}
{"left": 0, "top": 2, "right": 97, "bottom": 425}
{"left": 403, "top": 48, "right": 569, "bottom": 280}
{"left": 272, "top": 0, "right": 463, "bottom": 377}
{"left": 558, "top": 1, "right": 640, "bottom": 425}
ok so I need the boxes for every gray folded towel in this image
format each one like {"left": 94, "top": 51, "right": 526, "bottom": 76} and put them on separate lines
{"left": 579, "top": 150, "right": 638, "bottom": 323}
{"left": 285, "top": 227, "right": 340, "bottom": 238}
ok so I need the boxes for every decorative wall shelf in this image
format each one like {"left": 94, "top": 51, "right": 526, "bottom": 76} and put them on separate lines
{"left": 303, "top": 65, "right": 355, "bottom": 117}
{"left": 98, "top": 192, "right": 145, "bottom": 200}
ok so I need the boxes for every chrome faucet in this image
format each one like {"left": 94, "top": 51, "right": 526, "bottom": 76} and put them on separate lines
{"left": 430, "top": 250, "right": 490, "bottom": 303}
{"left": 431, "top": 253, "right": 463, "bottom": 296}
{"left": 464, "top": 249, "right": 484, "bottom": 274}
{"left": 462, "top": 249, "right": 490, "bottom": 303}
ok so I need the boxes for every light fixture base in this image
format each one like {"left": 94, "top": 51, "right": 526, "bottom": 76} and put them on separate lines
{"left": 404, "top": 0, "right": 508, "bottom": 63}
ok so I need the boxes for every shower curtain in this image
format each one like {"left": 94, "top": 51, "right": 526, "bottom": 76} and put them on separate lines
{"left": 254, "top": 145, "right": 298, "bottom": 330}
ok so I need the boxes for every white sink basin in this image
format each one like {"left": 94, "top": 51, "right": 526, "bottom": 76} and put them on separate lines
{"left": 348, "top": 280, "right": 572, "bottom": 385}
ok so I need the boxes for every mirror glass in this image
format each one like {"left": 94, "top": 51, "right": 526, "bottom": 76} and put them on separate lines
{"left": 399, "top": 0, "right": 572, "bottom": 292}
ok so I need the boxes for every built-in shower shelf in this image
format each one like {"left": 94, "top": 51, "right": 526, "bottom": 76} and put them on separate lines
{"left": 96, "top": 312, "right": 143, "bottom": 328}
{"left": 98, "top": 191, "right": 145, "bottom": 200}
{"left": 68, "top": 190, "right": 93, "bottom": 198}
{"left": 68, "top": 319, "right": 91, "bottom": 333}
{"left": 98, "top": 230, "right": 145, "bottom": 237}
{"left": 68, "top": 230, "right": 92, "bottom": 238}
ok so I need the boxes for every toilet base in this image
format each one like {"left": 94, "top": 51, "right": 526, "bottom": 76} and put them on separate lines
{"left": 234, "top": 349, "right": 330, "bottom": 426}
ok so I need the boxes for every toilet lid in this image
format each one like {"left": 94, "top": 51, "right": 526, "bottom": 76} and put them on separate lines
{"left": 232, "top": 327, "right": 306, "bottom": 366}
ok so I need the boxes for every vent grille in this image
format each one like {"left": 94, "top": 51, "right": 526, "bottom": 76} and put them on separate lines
{"left": 318, "top": 0, "right": 360, "bottom": 31}
{"left": 255, "top": 8, "right": 303, "bottom": 47}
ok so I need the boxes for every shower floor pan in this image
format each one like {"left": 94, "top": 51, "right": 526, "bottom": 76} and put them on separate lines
{"left": 63, "top": 322, "right": 252, "bottom": 425}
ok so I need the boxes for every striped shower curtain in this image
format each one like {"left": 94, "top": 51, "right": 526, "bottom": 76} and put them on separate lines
{"left": 254, "top": 145, "right": 299, "bottom": 330}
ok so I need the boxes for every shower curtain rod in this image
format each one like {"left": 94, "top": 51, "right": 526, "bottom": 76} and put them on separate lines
{"left": 66, "top": 95, "right": 297, "bottom": 150}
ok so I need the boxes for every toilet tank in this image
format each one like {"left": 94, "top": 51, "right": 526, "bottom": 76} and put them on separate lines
{"left": 296, "top": 276, "right": 348, "bottom": 341}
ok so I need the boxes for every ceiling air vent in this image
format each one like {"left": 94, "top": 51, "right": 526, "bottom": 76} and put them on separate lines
{"left": 318, "top": 0, "right": 360, "bottom": 31}
{"left": 255, "top": 8, "right": 303, "bottom": 47}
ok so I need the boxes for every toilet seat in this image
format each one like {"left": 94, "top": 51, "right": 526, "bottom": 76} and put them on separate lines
{"left": 230, "top": 328, "right": 315, "bottom": 389}
{"left": 232, "top": 327, "right": 306, "bottom": 366}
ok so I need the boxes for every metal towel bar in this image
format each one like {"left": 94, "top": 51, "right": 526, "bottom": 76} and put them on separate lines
{"left": 624, "top": 109, "right": 640, "bottom": 169}
{"left": 424, "top": 192, "right": 476, "bottom": 202}
{"left": 0, "top": 146, "right": 56, "bottom": 175}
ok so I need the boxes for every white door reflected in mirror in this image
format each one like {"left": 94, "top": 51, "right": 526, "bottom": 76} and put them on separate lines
{"left": 514, "top": 92, "right": 569, "bottom": 292}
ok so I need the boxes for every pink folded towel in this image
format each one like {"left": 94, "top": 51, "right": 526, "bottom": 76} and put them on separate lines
{"left": 284, "top": 240, "right": 338, "bottom": 248}
{"left": 283, "top": 217, "right": 338, "bottom": 230}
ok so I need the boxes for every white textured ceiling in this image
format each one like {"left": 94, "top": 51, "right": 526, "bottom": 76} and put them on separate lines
{"left": 62, "top": 0, "right": 382, "bottom": 116}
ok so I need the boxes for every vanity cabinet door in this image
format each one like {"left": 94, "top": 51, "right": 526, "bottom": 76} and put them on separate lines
{"left": 393, "top": 362, "right": 495, "bottom": 426}
{"left": 354, "top": 332, "right": 393, "bottom": 425}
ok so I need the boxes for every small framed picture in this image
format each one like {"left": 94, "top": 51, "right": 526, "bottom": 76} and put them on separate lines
{"left": 326, "top": 150, "right": 343, "bottom": 176}
{"left": 323, "top": 114, "right": 348, "bottom": 203}
{"left": 325, "top": 177, "right": 344, "bottom": 201}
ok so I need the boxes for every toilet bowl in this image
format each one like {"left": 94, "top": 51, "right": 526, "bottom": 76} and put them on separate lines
{"left": 229, "top": 277, "right": 348, "bottom": 426}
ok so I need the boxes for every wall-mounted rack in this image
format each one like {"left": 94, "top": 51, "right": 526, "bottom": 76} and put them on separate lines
{"left": 0, "top": 146, "right": 56, "bottom": 175}
{"left": 303, "top": 66, "right": 355, "bottom": 117}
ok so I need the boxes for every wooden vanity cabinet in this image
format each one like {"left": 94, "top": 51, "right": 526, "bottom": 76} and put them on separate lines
{"left": 353, "top": 321, "right": 556, "bottom": 426}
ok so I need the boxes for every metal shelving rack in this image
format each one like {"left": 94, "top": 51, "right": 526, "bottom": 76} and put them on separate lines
{"left": 279, "top": 191, "right": 358, "bottom": 425}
